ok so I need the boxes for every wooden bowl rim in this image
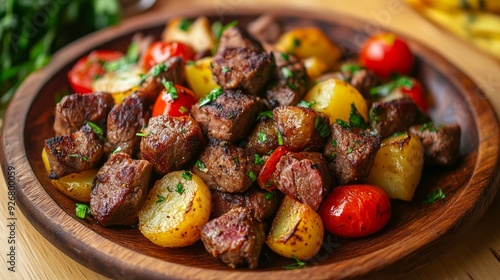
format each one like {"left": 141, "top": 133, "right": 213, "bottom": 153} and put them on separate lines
{"left": 1, "top": 5, "right": 499, "bottom": 280}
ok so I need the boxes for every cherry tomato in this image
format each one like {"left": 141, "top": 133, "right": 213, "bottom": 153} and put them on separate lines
{"left": 318, "top": 185, "right": 391, "bottom": 238}
{"left": 67, "top": 50, "right": 123, "bottom": 93}
{"left": 142, "top": 41, "right": 195, "bottom": 70}
{"left": 152, "top": 84, "right": 198, "bottom": 117}
{"left": 257, "top": 146, "right": 290, "bottom": 190}
{"left": 400, "top": 78, "right": 428, "bottom": 113}
{"left": 359, "top": 33, "right": 414, "bottom": 78}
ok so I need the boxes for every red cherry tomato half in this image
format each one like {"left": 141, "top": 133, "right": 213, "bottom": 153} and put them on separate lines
{"left": 142, "top": 41, "right": 195, "bottom": 70}
{"left": 67, "top": 50, "right": 123, "bottom": 93}
{"left": 360, "top": 33, "right": 414, "bottom": 78}
{"left": 257, "top": 146, "right": 291, "bottom": 190}
{"left": 401, "top": 78, "right": 428, "bottom": 113}
{"left": 152, "top": 84, "right": 198, "bottom": 117}
{"left": 318, "top": 185, "right": 391, "bottom": 238}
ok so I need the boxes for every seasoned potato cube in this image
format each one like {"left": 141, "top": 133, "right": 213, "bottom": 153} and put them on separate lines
{"left": 138, "top": 171, "right": 211, "bottom": 247}
{"left": 274, "top": 27, "right": 342, "bottom": 69}
{"left": 185, "top": 57, "right": 220, "bottom": 99}
{"left": 303, "top": 56, "right": 328, "bottom": 81}
{"left": 162, "top": 17, "right": 215, "bottom": 53}
{"left": 266, "top": 196, "right": 324, "bottom": 260}
{"left": 303, "top": 78, "right": 368, "bottom": 124}
{"left": 41, "top": 148, "right": 96, "bottom": 202}
{"left": 92, "top": 66, "right": 144, "bottom": 104}
{"left": 366, "top": 132, "right": 424, "bottom": 201}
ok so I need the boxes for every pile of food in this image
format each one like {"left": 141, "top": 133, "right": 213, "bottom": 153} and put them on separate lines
{"left": 41, "top": 15, "right": 461, "bottom": 269}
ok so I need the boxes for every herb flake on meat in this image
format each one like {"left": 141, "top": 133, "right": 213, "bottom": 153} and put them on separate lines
{"left": 254, "top": 154, "right": 264, "bottom": 165}
{"left": 75, "top": 203, "right": 92, "bottom": 219}
{"left": 349, "top": 103, "right": 367, "bottom": 129}
{"left": 103, "top": 41, "right": 139, "bottom": 72}
{"left": 248, "top": 171, "right": 257, "bottom": 181}
{"left": 199, "top": 88, "right": 223, "bottom": 107}
{"left": 195, "top": 159, "right": 208, "bottom": 173}
{"left": 112, "top": 146, "right": 122, "bottom": 154}
{"left": 276, "top": 129, "right": 284, "bottom": 146}
{"left": 297, "top": 100, "right": 316, "bottom": 108}
{"left": 86, "top": 120, "right": 106, "bottom": 141}
{"left": 257, "top": 111, "right": 273, "bottom": 121}
{"left": 162, "top": 80, "right": 178, "bottom": 100}
{"left": 315, "top": 116, "right": 330, "bottom": 138}
{"left": 341, "top": 63, "right": 364, "bottom": 74}
{"left": 68, "top": 154, "right": 87, "bottom": 161}
{"left": 420, "top": 122, "right": 442, "bottom": 132}
{"left": 336, "top": 119, "right": 351, "bottom": 131}
{"left": 257, "top": 132, "right": 267, "bottom": 143}
{"left": 264, "top": 191, "right": 274, "bottom": 200}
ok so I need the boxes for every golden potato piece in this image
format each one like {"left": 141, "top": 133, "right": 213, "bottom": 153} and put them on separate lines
{"left": 303, "top": 56, "right": 328, "bottom": 81}
{"left": 162, "top": 17, "right": 216, "bottom": 53}
{"left": 274, "top": 27, "right": 342, "bottom": 69}
{"left": 138, "top": 171, "right": 212, "bottom": 247}
{"left": 266, "top": 196, "right": 324, "bottom": 260}
{"left": 92, "top": 66, "right": 144, "bottom": 104}
{"left": 303, "top": 78, "right": 368, "bottom": 124}
{"left": 41, "top": 148, "right": 96, "bottom": 203}
{"left": 366, "top": 132, "right": 424, "bottom": 201}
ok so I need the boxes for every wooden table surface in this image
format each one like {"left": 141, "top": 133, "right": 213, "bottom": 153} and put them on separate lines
{"left": 1, "top": 0, "right": 500, "bottom": 279}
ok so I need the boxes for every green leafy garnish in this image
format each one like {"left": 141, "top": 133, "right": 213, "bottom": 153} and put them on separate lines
{"left": 195, "top": 160, "right": 208, "bottom": 172}
{"left": 276, "top": 129, "right": 284, "bottom": 146}
{"left": 151, "top": 63, "right": 168, "bottom": 77}
{"left": 179, "top": 106, "right": 188, "bottom": 114}
{"left": 315, "top": 116, "right": 330, "bottom": 138}
{"left": 347, "top": 147, "right": 353, "bottom": 154}
{"left": 286, "top": 83, "right": 298, "bottom": 90}
{"left": 332, "top": 139, "right": 337, "bottom": 147}
{"left": 254, "top": 154, "right": 264, "bottom": 165}
{"left": 283, "top": 256, "right": 307, "bottom": 270}
{"left": 257, "top": 111, "right": 273, "bottom": 120}
{"left": 281, "top": 67, "right": 294, "bottom": 80}
{"left": 68, "top": 154, "right": 87, "bottom": 161}
{"left": 222, "top": 66, "right": 230, "bottom": 73}
{"left": 182, "top": 171, "right": 193, "bottom": 180}
{"left": 199, "top": 88, "right": 223, "bottom": 107}
{"left": 297, "top": 100, "right": 316, "bottom": 108}
{"left": 341, "top": 63, "right": 363, "bottom": 74}
{"left": 424, "top": 188, "right": 446, "bottom": 204}
{"left": 257, "top": 132, "right": 267, "bottom": 143}
{"left": 86, "top": 120, "right": 106, "bottom": 141}
{"left": 179, "top": 19, "right": 192, "bottom": 31}
{"left": 103, "top": 41, "right": 139, "bottom": 72}
{"left": 248, "top": 171, "right": 257, "bottom": 181}
{"left": 136, "top": 127, "right": 149, "bottom": 137}
{"left": 112, "top": 146, "right": 122, "bottom": 154}
{"left": 280, "top": 52, "right": 289, "bottom": 62}
{"left": 75, "top": 203, "right": 92, "bottom": 219}
{"left": 369, "top": 75, "right": 414, "bottom": 96}
{"left": 176, "top": 182, "right": 185, "bottom": 194}
{"left": 264, "top": 191, "right": 274, "bottom": 200}
{"left": 336, "top": 119, "right": 351, "bottom": 131}
{"left": 420, "top": 122, "right": 441, "bottom": 133}
{"left": 156, "top": 194, "right": 166, "bottom": 204}
{"left": 211, "top": 20, "right": 239, "bottom": 53}
{"left": 162, "top": 80, "right": 178, "bottom": 100}
{"left": 349, "top": 103, "right": 367, "bottom": 129}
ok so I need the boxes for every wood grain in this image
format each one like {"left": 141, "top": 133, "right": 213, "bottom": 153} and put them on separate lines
{"left": 1, "top": 1, "right": 500, "bottom": 279}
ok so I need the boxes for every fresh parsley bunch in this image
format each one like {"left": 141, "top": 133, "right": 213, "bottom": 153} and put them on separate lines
{"left": 0, "top": 0, "right": 121, "bottom": 117}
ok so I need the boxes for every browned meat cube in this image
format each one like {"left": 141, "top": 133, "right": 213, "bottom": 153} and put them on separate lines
{"left": 274, "top": 151, "right": 333, "bottom": 211}
{"left": 105, "top": 93, "right": 150, "bottom": 156}
{"left": 247, "top": 15, "right": 282, "bottom": 44}
{"left": 44, "top": 123, "right": 105, "bottom": 179}
{"left": 191, "top": 90, "right": 264, "bottom": 142}
{"left": 245, "top": 117, "right": 279, "bottom": 155}
{"left": 337, "top": 63, "right": 379, "bottom": 98}
{"left": 90, "top": 153, "right": 152, "bottom": 227}
{"left": 273, "top": 106, "right": 330, "bottom": 151}
{"left": 201, "top": 207, "right": 265, "bottom": 269}
{"left": 409, "top": 123, "right": 461, "bottom": 166}
{"left": 210, "top": 187, "right": 279, "bottom": 222}
{"left": 192, "top": 140, "right": 260, "bottom": 193}
{"left": 212, "top": 26, "right": 275, "bottom": 96}
{"left": 53, "top": 92, "right": 114, "bottom": 136}
{"left": 140, "top": 115, "right": 204, "bottom": 175}
{"left": 324, "top": 122, "right": 381, "bottom": 185}
{"left": 370, "top": 97, "right": 427, "bottom": 137}
{"left": 138, "top": 56, "right": 184, "bottom": 105}
{"left": 266, "top": 62, "right": 309, "bottom": 108}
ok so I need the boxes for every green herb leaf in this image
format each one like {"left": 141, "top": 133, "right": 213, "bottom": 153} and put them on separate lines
{"left": 281, "top": 67, "right": 294, "bottom": 80}
{"left": 264, "top": 191, "right": 274, "bottom": 200}
{"left": 341, "top": 63, "right": 363, "bottom": 74}
{"left": 257, "top": 132, "right": 267, "bottom": 144}
{"left": 297, "top": 100, "right": 316, "bottom": 108}
{"left": 199, "top": 88, "right": 223, "bottom": 107}
{"left": 86, "top": 120, "right": 106, "bottom": 141}
{"left": 332, "top": 139, "right": 337, "bottom": 147}
{"left": 420, "top": 122, "right": 441, "bottom": 133}
{"left": 347, "top": 147, "right": 353, "bottom": 154}
{"left": 315, "top": 116, "right": 330, "bottom": 138}
{"left": 283, "top": 255, "right": 307, "bottom": 270}
{"left": 112, "top": 146, "right": 122, "bottom": 154}
{"left": 286, "top": 83, "right": 298, "bottom": 90}
{"left": 156, "top": 194, "right": 166, "bottom": 204}
{"left": 179, "top": 19, "right": 192, "bottom": 31}
{"left": 68, "top": 154, "right": 87, "bottom": 161}
{"left": 103, "top": 41, "right": 139, "bottom": 72}
{"left": 182, "top": 171, "right": 193, "bottom": 180}
{"left": 336, "top": 119, "right": 351, "bottom": 131}
{"left": 280, "top": 52, "right": 289, "bottom": 62}
{"left": 424, "top": 188, "right": 446, "bottom": 204}
{"left": 176, "top": 182, "right": 185, "bottom": 194}
{"left": 257, "top": 111, "right": 273, "bottom": 120}
{"left": 179, "top": 106, "right": 189, "bottom": 114}
{"left": 254, "top": 154, "right": 264, "bottom": 165}
{"left": 222, "top": 66, "right": 230, "bottom": 73}
{"left": 151, "top": 63, "right": 168, "bottom": 77}
{"left": 195, "top": 160, "right": 208, "bottom": 172}
{"left": 248, "top": 171, "right": 257, "bottom": 181}
{"left": 162, "top": 80, "right": 178, "bottom": 100}
{"left": 349, "top": 103, "right": 367, "bottom": 129}
{"left": 75, "top": 203, "right": 92, "bottom": 219}
{"left": 276, "top": 129, "right": 284, "bottom": 146}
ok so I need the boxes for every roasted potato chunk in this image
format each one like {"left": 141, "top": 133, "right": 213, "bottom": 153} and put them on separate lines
{"left": 185, "top": 57, "right": 219, "bottom": 99}
{"left": 266, "top": 196, "right": 324, "bottom": 260}
{"left": 162, "top": 17, "right": 215, "bottom": 53}
{"left": 138, "top": 171, "right": 212, "bottom": 247}
{"left": 366, "top": 132, "right": 424, "bottom": 201}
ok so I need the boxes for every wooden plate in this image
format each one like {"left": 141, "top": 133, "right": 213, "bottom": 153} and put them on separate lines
{"left": 1, "top": 6, "right": 500, "bottom": 280}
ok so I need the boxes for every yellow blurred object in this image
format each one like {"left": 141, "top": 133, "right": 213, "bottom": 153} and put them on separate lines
{"left": 407, "top": 0, "right": 500, "bottom": 60}
{"left": 420, "top": 0, "right": 500, "bottom": 13}
{"left": 184, "top": 57, "right": 219, "bottom": 99}
{"left": 303, "top": 57, "right": 328, "bottom": 81}
{"left": 162, "top": 17, "right": 216, "bottom": 53}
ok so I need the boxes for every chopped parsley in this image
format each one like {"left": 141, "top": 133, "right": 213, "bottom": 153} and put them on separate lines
{"left": 257, "top": 132, "right": 267, "bottom": 143}
{"left": 156, "top": 194, "right": 166, "bottom": 204}
{"left": 75, "top": 203, "right": 92, "bottom": 219}
{"left": 136, "top": 128, "right": 149, "bottom": 137}
{"left": 331, "top": 152, "right": 336, "bottom": 159}
{"left": 286, "top": 83, "right": 298, "bottom": 90}
{"left": 297, "top": 100, "right": 316, "bottom": 108}
{"left": 349, "top": 103, "right": 367, "bottom": 129}
{"left": 347, "top": 147, "right": 353, "bottom": 154}
{"left": 103, "top": 42, "right": 139, "bottom": 72}
{"left": 341, "top": 63, "right": 363, "bottom": 75}
{"left": 151, "top": 63, "right": 167, "bottom": 77}
{"left": 112, "top": 146, "right": 122, "bottom": 154}
{"left": 176, "top": 182, "right": 185, "bottom": 194}
{"left": 424, "top": 188, "right": 446, "bottom": 204}
{"left": 195, "top": 160, "right": 208, "bottom": 173}
{"left": 233, "top": 157, "right": 240, "bottom": 164}
{"left": 369, "top": 75, "right": 414, "bottom": 96}
{"left": 264, "top": 191, "right": 274, "bottom": 200}
{"left": 336, "top": 119, "right": 351, "bottom": 131}
{"left": 211, "top": 20, "right": 239, "bottom": 53}
{"left": 280, "top": 52, "right": 289, "bottom": 61}
{"left": 332, "top": 139, "right": 337, "bottom": 147}
{"left": 162, "top": 80, "right": 178, "bottom": 100}
{"left": 68, "top": 154, "right": 87, "bottom": 161}
{"left": 179, "top": 18, "right": 192, "bottom": 31}
{"left": 281, "top": 67, "right": 294, "bottom": 80}
{"left": 420, "top": 122, "right": 441, "bottom": 133}
{"left": 257, "top": 111, "right": 273, "bottom": 120}
{"left": 222, "top": 66, "right": 230, "bottom": 73}
{"left": 276, "top": 129, "right": 284, "bottom": 146}
{"left": 283, "top": 255, "right": 307, "bottom": 270}
{"left": 314, "top": 116, "right": 330, "bottom": 138}
{"left": 182, "top": 171, "right": 193, "bottom": 180}
{"left": 248, "top": 171, "right": 257, "bottom": 181}
{"left": 254, "top": 154, "right": 264, "bottom": 165}
{"left": 86, "top": 120, "right": 106, "bottom": 142}
{"left": 392, "top": 131, "right": 407, "bottom": 137}
{"left": 199, "top": 88, "right": 223, "bottom": 107}
{"left": 179, "top": 106, "right": 188, "bottom": 114}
